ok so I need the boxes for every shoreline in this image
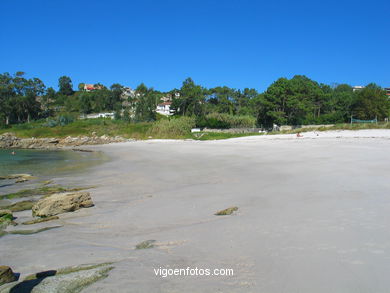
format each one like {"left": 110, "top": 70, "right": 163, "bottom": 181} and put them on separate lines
{"left": 2, "top": 129, "right": 390, "bottom": 151}
{"left": 2, "top": 129, "right": 390, "bottom": 292}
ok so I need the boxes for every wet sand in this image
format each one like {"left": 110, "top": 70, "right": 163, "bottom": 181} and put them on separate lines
{"left": 2, "top": 130, "right": 390, "bottom": 292}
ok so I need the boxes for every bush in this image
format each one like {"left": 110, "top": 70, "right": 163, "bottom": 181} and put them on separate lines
{"left": 44, "top": 115, "right": 74, "bottom": 127}
{"left": 149, "top": 116, "right": 196, "bottom": 138}
{"left": 197, "top": 113, "right": 256, "bottom": 129}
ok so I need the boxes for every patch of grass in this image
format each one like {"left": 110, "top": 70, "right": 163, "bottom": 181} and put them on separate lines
{"left": 148, "top": 117, "right": 196, "bottom": 139}
{"left": 135, "top": 240, "right": 156, "bottom": 249}
{"left": 215, "top": 206, "right": 238, "bottom": 216}
{"left": 0, "top": 118, "right": 153, "bottom": 139}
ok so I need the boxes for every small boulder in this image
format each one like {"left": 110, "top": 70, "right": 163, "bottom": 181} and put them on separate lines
{"left": 215, "top": 206, "right": 238, "bottom": 216}
{"left": 32, "top": 192, "right": 94, "bottom": 217}
{"left": 0, "top": 265, "right": 17, "bottom": 285}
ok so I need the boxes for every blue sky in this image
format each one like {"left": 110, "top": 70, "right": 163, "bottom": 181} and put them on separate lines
{"left": 1, "top": 0, "right": 389, "bottom": 92}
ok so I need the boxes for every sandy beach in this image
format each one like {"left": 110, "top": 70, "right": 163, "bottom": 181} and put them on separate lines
{"left": 2, "top": 129, "right": 390, "bottom": 292}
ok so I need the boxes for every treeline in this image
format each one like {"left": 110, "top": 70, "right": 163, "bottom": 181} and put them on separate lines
{"left": 0, "top": 72, "right": 389, "bottom": 128}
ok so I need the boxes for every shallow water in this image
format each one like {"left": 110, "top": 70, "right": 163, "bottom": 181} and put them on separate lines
{"left": 0, "top": 149, "right": 107, "bottom": 178}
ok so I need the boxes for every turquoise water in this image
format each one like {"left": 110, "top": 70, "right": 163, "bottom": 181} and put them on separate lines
{"left": 0, "top": 149, "right": 107, "bottom": 178}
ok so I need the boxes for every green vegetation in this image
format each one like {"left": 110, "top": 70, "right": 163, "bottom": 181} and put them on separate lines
{"left": 0, "top": 118, "right": 153, "bottom": 139}
{"left": 0, "top": 211, "right": 14, "bottom": 229}
{"left": 215, "top": 206, "right": 238, "bottom": 216}
{"left": 149, "top": 116, "right": 196, "bottom": 138}
{"left": 1, "top": 72, "right": 389, "bottom": 139}
{"left": 197, "top": 113, "right": 256, "bottom": 128}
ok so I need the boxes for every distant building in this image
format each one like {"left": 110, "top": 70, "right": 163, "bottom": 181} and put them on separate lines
{"left": 353, "top": 86, "right": 390, "bottom": 96}
{"left": 156, "top": 102, "right": 173, "bottom": 116}
{"left": 121, "top": 87, "right": 136, "bottom": 99}
{"left": 83, "top": 112, "right": 115, "bottom": 119}
{"left": 83, "top": 84, "right": 103, "bottom": 92}
{"left": 160, "top": 95, "right": 172, "bottom": 103}
{"left": 352, "top": 86, "right": 365, "bottom": 92}
{"left": 160, "top": 92, "right": 180, "bottom": 103}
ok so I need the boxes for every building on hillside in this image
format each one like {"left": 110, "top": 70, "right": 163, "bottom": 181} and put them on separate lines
{"left": 352, "top": 86, "right": 365, "bottom": 92}
{"left": 121, "top": 87, "right": 136, "bottom": 99}
{"left": 160, "top": 92, "right": 180, "bottom": 103}
{"left": 84, "top": 84, "right": 104, "bottom": 92}
{"left": 120, "top": 87, "right": 138, "bottom": 108}
{"left": 161, "top": 95, "right": 172, "bottom": 103}
{"left": 156, "top": 102, "right": 173, "bottom": 116}
{"left": 82, "top": 112, "right": 115, "bottom": 119}
{"left": 353, "top": 86, "right": 390, "bottom": 96}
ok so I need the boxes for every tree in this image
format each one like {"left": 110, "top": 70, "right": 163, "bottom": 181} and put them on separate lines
{"left": 352, "top": 84, "right": 389, "bottom": 120}
{"left": 43, "top": 87, "right": 56, "bottom": 107}
{"left": 0, "top": 72, "right": 15, "bottom": 125}
{"left": 109, "top": 83, "right": 124, "bottom": 110}
{"left": 79, "top": 92, "right": 92, "bottom": 114}
{"left": 172, "top": 78, "right": 205, "bottom": 116}
{"left": 122, "top": 108, "right": 131, "bottom": 122}
{"left": 258, "top": 75, "right": 327, "bottom": 127}
{"left": 134, "top": 83, "right": 158, "bottom": 122}
{"left": 207, "top": 86, "right": 236, "bottom": 114}
{"left": 324, "top": 84, "right": 355, "bottom": 123}
{"left": 58, "top": 76, "right": 74, "bottom": 96}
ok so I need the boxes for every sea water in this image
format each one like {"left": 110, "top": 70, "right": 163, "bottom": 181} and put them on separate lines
{"left": 0, "top": 149, "right": 107, "bottom": 177}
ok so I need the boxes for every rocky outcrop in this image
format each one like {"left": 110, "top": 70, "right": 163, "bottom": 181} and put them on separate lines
{"left": 0, "top": 133, "right": 21, "bottom": 148}
{"left": 0, "top": 263, "right": 113, "bottom": 293}
{"left": 0, "top": 133, "right": 128, "bottom": 149}
{"left": 0, "top": 174, "right": 36, "bottom": 182}
{"left": 30, "top": 265, "right": 112, "bottom": 293}
{"left": 22, "top": 216, "right": 59, "bottom": 225}
{"left": 32, "top": 192, "right": 94, "bottom": 217}
{"left": 0, "top": 266, "right": 17, "bottom": 286}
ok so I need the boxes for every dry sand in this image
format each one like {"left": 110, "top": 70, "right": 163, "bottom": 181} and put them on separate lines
{"left": 2, "top": 129, "right": 390, "bottom": 292}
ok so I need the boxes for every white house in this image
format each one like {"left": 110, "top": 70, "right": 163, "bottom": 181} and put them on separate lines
{"left": 352, "top": 85, "right": 365, "bottom": 92}
{"left": 84, "top": 112, "right": 115, "bottom": 119}
{"left": 156, "top": 102, "right": 173, "bottom": 116}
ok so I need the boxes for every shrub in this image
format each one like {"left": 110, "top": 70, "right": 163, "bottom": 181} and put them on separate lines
{"left": 149, "top": 116, "right": 196, "bottom": 138}
{"left": 44, "top": 114, "right": 74, "bottom": 127}
{"left": 198, "top": 113, "right": 256, "bottom": 128}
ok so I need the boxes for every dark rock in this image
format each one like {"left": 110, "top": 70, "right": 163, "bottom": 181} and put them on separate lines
{"left": 0, "top": 266, "right": 17, "bottom": 285}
